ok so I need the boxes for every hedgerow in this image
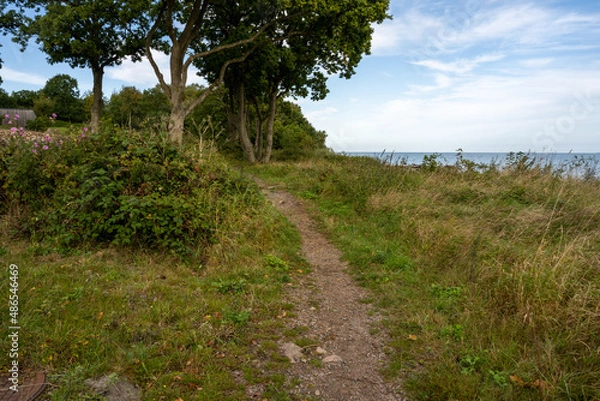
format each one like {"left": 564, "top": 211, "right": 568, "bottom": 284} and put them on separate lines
{"left": 0, "top": 127, "right": 258, "bottom": 258}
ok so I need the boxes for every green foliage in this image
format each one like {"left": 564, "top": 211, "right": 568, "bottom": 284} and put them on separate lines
{"left": 10, "top": 89, "right": 38, "bottom": 108}
{"left": 25, "top": 115, "right": 52, "bottom": 131}
{"left": 272, "top": 100, "right": 327, "bottom": 159}
{"left": 196, "top": 0, "right": 389, "bottom": 162}
{"left": 40, "top": 74, "right": 85, "bottom": 122}
{"left": 211, "top": 278, "right": 248, "bottom": 294}
{"left": 0, "top": 127, "right": 259, "bottom": 258}
{"left": 0, "top": 87, "right": 16, "bottom": 107}
{"left": 104, "top": 86, "right": 144, "bottom": 128}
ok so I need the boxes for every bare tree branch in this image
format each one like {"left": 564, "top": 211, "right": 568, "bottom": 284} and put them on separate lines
{"left": 145, "top": 3, "right": 170, "bottom": 98}
{"left": 185, "top": 47, "right": 256, "bottom": 115}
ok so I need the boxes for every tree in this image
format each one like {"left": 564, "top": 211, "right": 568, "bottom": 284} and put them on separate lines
{"left": 0, "top": 87, "right": 16, "bottom": 107}
{"left": 273, "top": 100, "right": 326, "bottom": 155}
{"left": 144, "top": 0, "right": 297, "bottom": 145}
{"left": 198, "top": 0, "right": 390, "bottom": 163}
{"left": 105, "top": 86, "right": 144, "bottom": 129}
{"left": 20, "top": 0, "right": 150, "bottom": 132}
{"left": 40, "top": 74, "right": 85, "bottom": 122}
{"left": 11, "top": 90, "right": 38, "bottom": 108}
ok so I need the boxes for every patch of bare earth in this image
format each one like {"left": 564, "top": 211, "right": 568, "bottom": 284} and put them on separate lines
{"left": 259, "top": 182, "right": 406, "bottom": 401}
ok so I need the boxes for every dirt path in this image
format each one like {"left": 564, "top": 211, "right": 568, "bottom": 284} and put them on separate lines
{"left": 259, "top": 182, "right": 405, "bottom": 401}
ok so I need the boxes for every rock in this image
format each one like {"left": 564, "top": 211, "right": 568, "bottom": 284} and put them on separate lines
{"left": 281, "top": 342, "right": 303, "bottom": 363}
{"left": 316, "top": 347, "right": 327, "bottom": 355}
{"left": 322, "top": 354, "right": 343, "bottom": 363}
{"left": 85, "top": 374, "right": 141, "bottom": 401}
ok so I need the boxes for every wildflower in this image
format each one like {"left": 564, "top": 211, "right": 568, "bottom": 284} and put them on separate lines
{"left": 42, "top": 145, "right": 49, "bottom": 151}
{"left": 4, "top": 114, "right": 8, "bottom": 119}
{"left": 52, "top": 113, "right": 57, "bottom": 119}
{"left": 32, "top": 148, "right": 37, "bottom": 154}
{"left": 83, "top": 127, "right": 88, "bottom": 132}
{"left": 33, "top": 142, "right": 39, "bottom": 148}
{"left": 8, "top": 120, "right": 12, "bottom": 125}
{"left": 10, "top": 127, "right": 17, "bottom": 134}
{"left": 14, "top": 114, "right": 19, "bottom": 120}
{"left": 81, "top": 132, "right": 86, "bottom": 138}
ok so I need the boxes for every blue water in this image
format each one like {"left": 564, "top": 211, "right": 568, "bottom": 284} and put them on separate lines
{"left": 342, "top": 151, "right": 600, "bottom": 178}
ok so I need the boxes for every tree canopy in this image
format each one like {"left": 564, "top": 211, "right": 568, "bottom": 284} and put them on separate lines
{"left": 3, "top": 0, "right": 389, "bottom": 163}
{"left": 197, "top": 0, "right": 390, "bottom": 162}
{"left": 18, "top": 0, "right": 150, "bottom": 132}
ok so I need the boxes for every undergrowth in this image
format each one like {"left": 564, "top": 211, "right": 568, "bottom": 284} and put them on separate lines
{"left": 0, "top": 127, "right": 309, "bottom": 400}
{"left": 252, "top": 152, "right": 600, "bottom": 401}
{"left": 0, "top": 127, "right": 258, "bottom": 260}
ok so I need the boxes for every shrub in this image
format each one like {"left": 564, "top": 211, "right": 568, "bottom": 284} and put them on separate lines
{"left": 0, "top": 127, "right": 257, "bottom": 259}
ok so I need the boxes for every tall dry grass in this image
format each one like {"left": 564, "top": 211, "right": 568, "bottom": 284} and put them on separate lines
{"left": 254, "top": 153, "right": 600, "bottom": 400}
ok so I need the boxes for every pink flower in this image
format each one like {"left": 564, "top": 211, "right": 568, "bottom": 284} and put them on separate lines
{"left": 83, "top": 127, "right": 88, "bottom": 132}
{"left": 33, "top": 142, "right": 39, "bottom": 148}
{"left": 42, "top": 145, "right": 49, "bottom": 151}
{"left": 4, "top": 114, "right": 9, "bottom": 119}
{"left": 8, "top": 120, "right": 12, "bottom": 125}
{"left": 52, "top": 113, "right": 57, "bottom": 119}
{"left": 32, "top": 149, "right": 37, "bottom": 154}
{"left": 14, "top": 114, "right": 19, "bottom": 120}
{"left": 10, "top": 127, "right": 17, "bottom": 134}
{"left": 81, "top": 133, "right": 86, "bottom": 138}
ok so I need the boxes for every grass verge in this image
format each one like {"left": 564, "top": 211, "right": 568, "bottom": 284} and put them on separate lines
{"left": 251, "top": 153, "right": 600, "bottom": 401}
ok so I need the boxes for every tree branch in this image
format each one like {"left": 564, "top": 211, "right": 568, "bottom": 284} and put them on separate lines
{"left": 145, "top": 2, "right": 170, "bottom": 98}
{"left": 185, "top": 47, "right": 256, "bottom": 115}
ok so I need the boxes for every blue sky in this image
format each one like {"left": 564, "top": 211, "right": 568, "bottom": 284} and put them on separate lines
{"left": 1, "top": 0, "right": 600, "bottom": 152}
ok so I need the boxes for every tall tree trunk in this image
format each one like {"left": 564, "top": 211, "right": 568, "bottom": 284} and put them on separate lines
{"left": 168, "top": 96, "right": 186, "bottom": 144}
{"left": 262, "top": 90, "right": 279, "bottom": 163}
{"left": 90, "top": 66, "right": 104, "bottom": 133}
{"left": 236, "top": 82, "right": 257, "bottom": 163}
{"left": 253, "top": 98, "right": 264, "bottom": 161}
{"left": 167, "top": 44, "right": 186, "bottom": 145}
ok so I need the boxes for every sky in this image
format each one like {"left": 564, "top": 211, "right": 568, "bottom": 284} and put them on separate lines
{"left": 1, "top": 0, "right": 600, "bottom": 153}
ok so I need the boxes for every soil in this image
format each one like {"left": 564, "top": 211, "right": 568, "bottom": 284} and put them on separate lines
{"left": 258, "top": 181, "right": 406, "bottom": 401}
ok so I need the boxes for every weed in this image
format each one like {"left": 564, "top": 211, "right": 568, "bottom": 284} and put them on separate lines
{"left": 211, "top": 278, "right": 248, "bottom": 294}
{"left": 489, "top": 370, "right": 509, "bottom": 387}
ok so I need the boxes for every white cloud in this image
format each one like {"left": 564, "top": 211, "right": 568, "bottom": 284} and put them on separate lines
{"left": 519, "top": 58, "right": 554, "bottom": 68}
{"left": 316, "top": 67, "right": 600, "bottom": 152}
{"left": 2, "top": 67, "right": 46, "bottom": 86}
{"left": 377, "top": 3, "right": 600, "bottom": 57}
{"left": 371, "top": 9, "right": 444, "bottom": 55}
{"left": 412, "top": 53, "right": 505, "bottom": 74}
{"left": 106, "top": 52, "right": 207, "bottom": 89}
{"left": 305, "top": 106, "right": 338, "bottom": 122}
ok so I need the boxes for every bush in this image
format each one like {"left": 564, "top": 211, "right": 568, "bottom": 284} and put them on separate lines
{"left": 25, "top": 116, "right": 53, "bottom": 132}
{"left": 0, "top": 127, "right": 257, "bottom": 258}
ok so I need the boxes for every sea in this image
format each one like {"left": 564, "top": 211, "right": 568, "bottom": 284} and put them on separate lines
{"left": 342, "top": 151, "right": 600, "bottom": 178}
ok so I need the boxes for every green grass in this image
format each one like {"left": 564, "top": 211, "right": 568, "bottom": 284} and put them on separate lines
{"left": 0, "top": 137, "right": 310, "bottom": 400}
{"left": 251, "top": 153, "right": 600, "bottom": 401}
